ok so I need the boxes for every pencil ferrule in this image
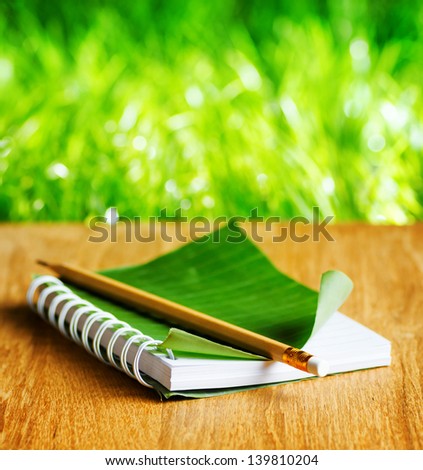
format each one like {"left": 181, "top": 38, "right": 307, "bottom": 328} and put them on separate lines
{"left": 282, "top": 347, "right": 312, "bottom": 372}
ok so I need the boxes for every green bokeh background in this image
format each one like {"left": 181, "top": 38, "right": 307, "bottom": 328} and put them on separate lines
{"left": 0, "top": 0, "right": 422, "bottom": 223}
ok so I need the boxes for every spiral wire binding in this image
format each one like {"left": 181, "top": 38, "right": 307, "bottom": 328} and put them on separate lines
{"left": 26, "top": 275, "right": 175, "bottom": 389}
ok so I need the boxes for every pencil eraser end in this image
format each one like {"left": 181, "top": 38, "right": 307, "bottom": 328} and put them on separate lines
{"left": 307, "top": 357, "right": 329, "bottom": 377}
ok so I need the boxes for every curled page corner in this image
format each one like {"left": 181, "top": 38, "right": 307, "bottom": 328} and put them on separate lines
{"left": 311, "top": 270, "right": 354, "bottom": 337}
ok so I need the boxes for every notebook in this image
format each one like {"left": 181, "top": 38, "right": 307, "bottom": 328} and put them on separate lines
{"left": 26, "top": 225, "right": 391, "bottom": 399}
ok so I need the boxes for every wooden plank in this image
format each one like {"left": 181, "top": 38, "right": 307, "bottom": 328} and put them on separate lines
{"left": 0, "top": 223, "right": 422, "bottom": 449}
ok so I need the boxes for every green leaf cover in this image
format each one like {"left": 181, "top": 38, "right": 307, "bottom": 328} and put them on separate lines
{"left": 67, "top": 225, "right": 353, "bottom": 398}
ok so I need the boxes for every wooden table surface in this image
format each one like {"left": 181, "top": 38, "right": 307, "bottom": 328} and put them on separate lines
{"left": 0, "top": 223, "right": 422, "bottom": 450}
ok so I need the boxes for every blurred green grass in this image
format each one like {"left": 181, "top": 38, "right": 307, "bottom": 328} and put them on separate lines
{"left": 0, "top": 0, "right": 422, "bottom": 223}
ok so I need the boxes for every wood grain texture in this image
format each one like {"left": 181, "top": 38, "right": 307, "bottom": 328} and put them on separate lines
{"left": 0, "top": 223, "right": 422, "bottom": 450}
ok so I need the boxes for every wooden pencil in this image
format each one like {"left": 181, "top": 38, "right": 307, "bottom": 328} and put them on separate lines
{"left": 37, "top": 259, "right": 329, "bottom": 376}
